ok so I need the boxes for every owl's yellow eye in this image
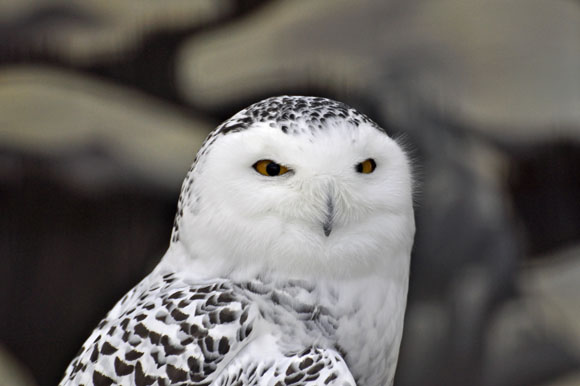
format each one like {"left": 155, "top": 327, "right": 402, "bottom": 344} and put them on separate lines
{"left": 253, "top": 160, "right": 290, "bottom": 176}
{"left": 356, "top": 158, "right": 376, "bottom": 174}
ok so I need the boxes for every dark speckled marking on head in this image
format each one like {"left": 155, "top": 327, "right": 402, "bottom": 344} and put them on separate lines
{"left": 170, "top": 96, "right": 383, "bottom": 242}
{"left": 215, "top": 96, "right": 382, "bottom": 137}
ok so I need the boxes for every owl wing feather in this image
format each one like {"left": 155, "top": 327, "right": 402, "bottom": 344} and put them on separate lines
{"left": 60, "top": 272, "right": 355, "bottom": 386}
{"left": 215, "top": 344, "right": 356, "bottom": 386}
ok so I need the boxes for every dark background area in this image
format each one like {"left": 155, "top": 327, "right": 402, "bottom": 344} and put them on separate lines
{"left": 1, "top": 1, "right": 580, "bottom": 385}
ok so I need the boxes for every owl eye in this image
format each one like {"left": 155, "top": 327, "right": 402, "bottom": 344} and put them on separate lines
{"left": 356, "top": 158, "right": 376, "bottom": 174}
{"left": 253, "top": 160, "right": 290, "bottom": 176}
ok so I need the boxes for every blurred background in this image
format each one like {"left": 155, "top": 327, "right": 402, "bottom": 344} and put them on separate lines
{"left": 1, "top": 0, "right": 579, "bottom": 385}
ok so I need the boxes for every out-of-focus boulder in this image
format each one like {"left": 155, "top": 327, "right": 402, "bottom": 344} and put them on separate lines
{"left": 481, "top": 244, "right": 580, "bottom": 386}
{"left": 0, "top": 66, "right": 214, "bottom": 191}
{"left": 0, "top": 0, "right": 234, "bottom": 64}
{"left": 178, "top": 0, "right": 580, "bottom": 143}
{"left": 0, "top": 344, "right": 36, "bottom": 386}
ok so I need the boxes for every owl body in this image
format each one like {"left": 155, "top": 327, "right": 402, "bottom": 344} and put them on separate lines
{"left": 61, "top": 96, "right": 414, "bottom": 386}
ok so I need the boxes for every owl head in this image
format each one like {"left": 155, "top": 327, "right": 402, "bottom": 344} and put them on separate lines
{"left": 168, "top": 96, "right": 414, "bottom": 281}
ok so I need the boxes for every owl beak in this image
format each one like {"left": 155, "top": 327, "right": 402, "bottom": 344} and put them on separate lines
{"left": 323, "top": 195, "right": 334, "bottom": 237}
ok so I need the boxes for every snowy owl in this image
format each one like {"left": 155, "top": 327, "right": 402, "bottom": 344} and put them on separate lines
{"left": 60, "top": 96, "right": 415, "bottom": 386}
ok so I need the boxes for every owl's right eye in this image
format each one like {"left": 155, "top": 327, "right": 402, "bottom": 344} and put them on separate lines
{"left": 253, "top": 160, "right": 290, "bottom": 176}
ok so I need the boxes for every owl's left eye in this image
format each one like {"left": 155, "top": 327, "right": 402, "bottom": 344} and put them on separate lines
{"left": 253, "top": 160, "right": 290, "bottom": 176}
{"left": 356, "top": 158, "right": 377, "bottom": 174}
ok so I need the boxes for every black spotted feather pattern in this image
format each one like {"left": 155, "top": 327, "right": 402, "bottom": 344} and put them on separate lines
{"left": 60, "top": 272, "right": 355, "bottom": 386}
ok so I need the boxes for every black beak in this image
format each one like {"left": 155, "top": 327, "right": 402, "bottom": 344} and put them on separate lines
{"left": 323, "top": 196, "right": 334, "bottom": 237}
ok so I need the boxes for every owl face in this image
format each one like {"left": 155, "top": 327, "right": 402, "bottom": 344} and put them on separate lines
{"left": 175, "top": 97, "right": 414, "bottom": 281}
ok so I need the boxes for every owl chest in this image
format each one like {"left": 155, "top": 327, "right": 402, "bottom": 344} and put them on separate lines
{"left": 332, "top": 280, "right": 407, "bottom": 385}
{"left": 244, "top": 281, "right": 392, "bottom": 356}
{"left": 241, "top": 284, "right": 338, "bottom": 348}
{"left": 238, "top": 279, "right": 403, "bottom": 384}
